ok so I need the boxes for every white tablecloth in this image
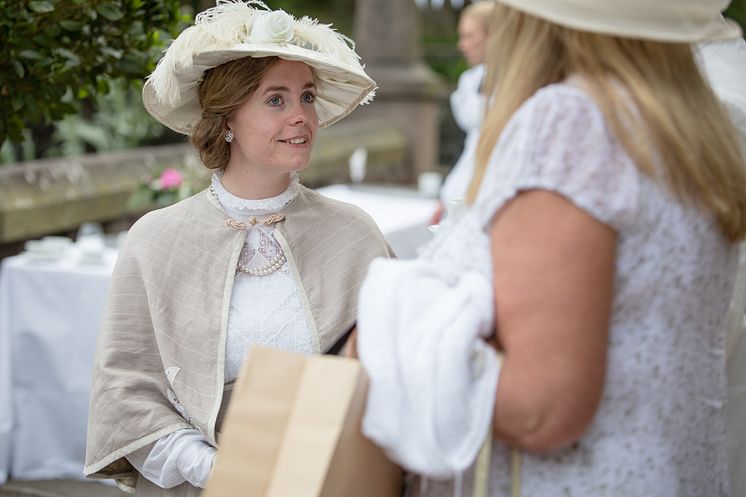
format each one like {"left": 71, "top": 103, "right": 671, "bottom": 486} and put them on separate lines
{"left": 317, "top": 184, "right": 438, "bottom": 259}
{"left": 0, "top": 249, "right": 117, "bottom": 483}
{"left": 0, "top": 186, "right": 436, "bottom": 484}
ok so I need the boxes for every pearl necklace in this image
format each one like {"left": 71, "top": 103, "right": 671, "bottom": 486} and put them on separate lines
{"left": 209, "top": 184, "right": 288, "bottom": 277}
{"left": 237, "top": 251, "right": 287, "bottom": 276}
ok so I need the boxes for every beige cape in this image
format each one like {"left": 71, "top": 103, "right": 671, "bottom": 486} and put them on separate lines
{"left": 84, "top": 185, "right": 392, "bottom": 490}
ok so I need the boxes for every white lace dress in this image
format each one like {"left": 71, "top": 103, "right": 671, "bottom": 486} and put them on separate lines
{"left": 415, "top": 82, "right": 736, "bottom": 496}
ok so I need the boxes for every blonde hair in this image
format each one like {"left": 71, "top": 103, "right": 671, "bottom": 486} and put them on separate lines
{"left": 461, "top": 1, "right": 495, "bottom": 32}
{"left": 469, "top": 4, "right": 746, "bottom": 242}
{"left": 191, "top": 56, "right": 279, "bottom": 170}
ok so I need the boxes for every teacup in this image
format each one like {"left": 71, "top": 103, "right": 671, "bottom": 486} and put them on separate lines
{"left": 41, "top": 236, "right": 74, "bottom": 250}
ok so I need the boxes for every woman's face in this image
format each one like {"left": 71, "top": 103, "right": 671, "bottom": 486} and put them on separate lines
{"left": 457, "top": 14, "right": 488, "bottom": 67}
{"left": 226, "top": 59, "right": 319, "bottom": 180}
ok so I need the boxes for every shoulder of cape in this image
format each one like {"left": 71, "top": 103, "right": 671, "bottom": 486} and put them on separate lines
{"left": 125, "top": 190, "right": 221, "bottom": 247}
{"left": 291, "top": 185, "right": 382, "bottom": 230}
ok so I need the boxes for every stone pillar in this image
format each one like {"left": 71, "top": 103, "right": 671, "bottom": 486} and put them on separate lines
{"left": 352, "top": 0, "right": 446, "bottom": 181}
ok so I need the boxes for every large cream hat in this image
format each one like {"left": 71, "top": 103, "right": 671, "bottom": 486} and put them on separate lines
{"left": 498, "top": 0, "right": 742, "bottom": 42}
{"left": 142, "top": 0, "right": 376, "bottom": 134}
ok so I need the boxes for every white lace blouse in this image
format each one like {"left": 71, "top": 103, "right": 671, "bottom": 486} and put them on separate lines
{"left": 416, "top": 81, "right": 737, "bottom": 496}
{"left": 211, "top": 173, "right": 314, "bottom": 381}
{"left": 126, "top": 173, "right": 314, "bottom": 489}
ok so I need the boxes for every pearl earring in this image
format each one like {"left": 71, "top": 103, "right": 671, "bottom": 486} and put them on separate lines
{"left": 224, "top": 130, "right": 234, "bottom": 143}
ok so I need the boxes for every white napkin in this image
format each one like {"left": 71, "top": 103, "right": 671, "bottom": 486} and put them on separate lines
{"left": 357, "top": 257, "right": 500, "bottom": 478}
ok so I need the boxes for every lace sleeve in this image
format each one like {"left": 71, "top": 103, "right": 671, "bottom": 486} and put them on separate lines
{"left": 475, "top": 83, "right": 641, "bottom": 233}
{"left": 126, "top": 429, "right": 216, "bottom": 489}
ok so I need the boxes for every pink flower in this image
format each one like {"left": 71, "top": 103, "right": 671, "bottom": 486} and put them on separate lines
{"left": 159, "top": 168, "right": 183, "bottom": 189}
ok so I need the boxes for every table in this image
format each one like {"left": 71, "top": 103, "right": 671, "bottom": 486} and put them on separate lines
{"left": 0, "top": 248, "right": 118, "bottom": 483}
{"left": 0, "top": 185, "right": 437, "bottom": 484}
{"left": 317, "top": 184, "right": 438, "bottom": 259}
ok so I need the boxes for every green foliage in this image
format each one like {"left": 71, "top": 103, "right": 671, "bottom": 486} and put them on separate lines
{"left": 50, "top": 79, "right": 170, "bottom": 157}
{"left": 266, "top": 0, "right": 355, "bottom": 34}
{"left": 0, "top": 0, "right": 186, "bottom": 147}
{"left": 421, "top": 6, "right": 464, "bottom": 85}
{"left": 428, "top": 55, "right": 468, "bottom": 85}
{"left": 725, "top": 0, "right": 746, "bottom": 32}
{"left": 0, "top": 128, "right": 34, "bottom": 163}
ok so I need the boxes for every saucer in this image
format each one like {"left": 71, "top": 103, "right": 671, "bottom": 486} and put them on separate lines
{"left": 23, "top": 251, "right": 63, "bottom": 262}
{"left": 78, "top": 253, "right": 105, "bottom": 265}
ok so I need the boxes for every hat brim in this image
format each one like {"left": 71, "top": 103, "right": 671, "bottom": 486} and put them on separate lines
{"left": 499, "top": 0, "right": 743, "bottom": 43}
{"left": 143, "top": 43, "right": 377, "bottom": 135}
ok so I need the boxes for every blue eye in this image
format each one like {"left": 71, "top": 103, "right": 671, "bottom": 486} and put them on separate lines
{"left": 268, "top": 95, "right": 283, "bottom": 106}
{"left": 302, "top": 92, "right": 316, "bottom": 104}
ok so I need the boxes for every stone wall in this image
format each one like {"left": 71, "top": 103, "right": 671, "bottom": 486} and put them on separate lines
{"left": 0, "top": 119, "right": 407, "bottom": 259}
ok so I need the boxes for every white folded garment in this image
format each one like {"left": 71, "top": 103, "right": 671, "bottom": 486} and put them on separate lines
{"left": 357, "top": 257, "right": 500, "bottom": 479}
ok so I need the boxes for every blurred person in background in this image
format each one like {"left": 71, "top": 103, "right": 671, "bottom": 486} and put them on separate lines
{"left": 430, "top": 0, "right": 494, "bottom": 224}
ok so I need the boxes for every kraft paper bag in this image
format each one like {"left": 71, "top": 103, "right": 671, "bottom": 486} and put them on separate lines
{"left": 203, "top": 346, "right": 403, "bottom": 497}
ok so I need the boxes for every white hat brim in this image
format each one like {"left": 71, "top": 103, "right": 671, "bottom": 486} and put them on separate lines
{"left": 143, "top": 43, "right": 377, "bottom": 134}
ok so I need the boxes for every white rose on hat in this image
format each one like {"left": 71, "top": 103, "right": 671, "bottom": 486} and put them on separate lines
{"left": 248, "top": 10, "right": 294, "bottom": 44}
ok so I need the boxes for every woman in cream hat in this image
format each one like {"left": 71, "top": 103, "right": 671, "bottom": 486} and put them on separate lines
{"left": 83, "top": 2, "right": 391, "bottom": 495}
{"left": 357, "top": 0, "right": 746, "bottom": 495}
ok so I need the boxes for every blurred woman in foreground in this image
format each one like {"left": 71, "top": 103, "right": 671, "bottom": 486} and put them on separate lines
{"left": 359, "top": 0, "right": 746, "bottom": 495}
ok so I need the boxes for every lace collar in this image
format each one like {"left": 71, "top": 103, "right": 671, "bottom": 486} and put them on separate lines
{"left": 210, "top": 173, "right": 299, "bottom": 219}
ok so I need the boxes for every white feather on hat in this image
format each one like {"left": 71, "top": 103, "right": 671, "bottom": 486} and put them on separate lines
{"left": 143, "top": 0, "right": 376, "bottom": 134}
